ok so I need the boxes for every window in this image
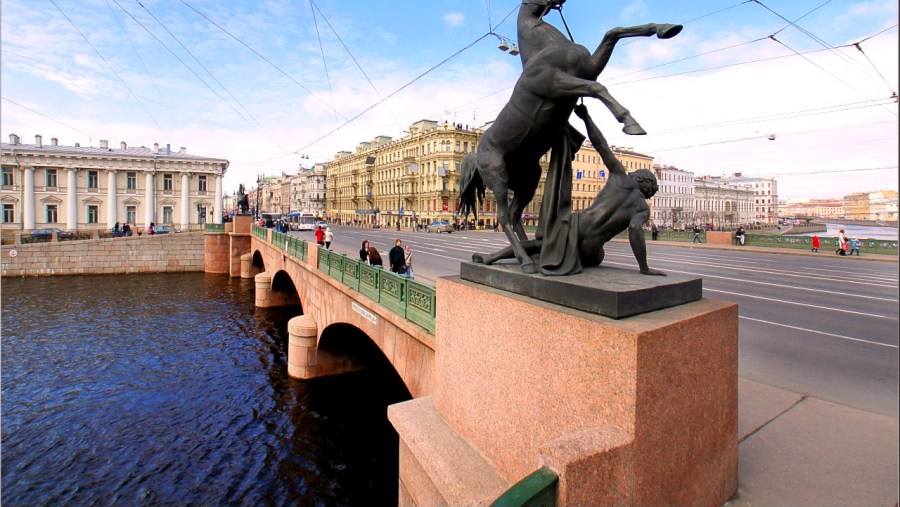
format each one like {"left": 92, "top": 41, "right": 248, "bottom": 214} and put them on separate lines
{"left": 127, "top": 172, "right": 137, "bottom": 190}
{"left": 163, "top": 174, "right": 173, "bottom": 191}
{"left": 2, "top": 204, "right": 14, "bottom": 223}
{"left": 88, "top": 171, "right": 99, "bottom": 189}
{"left": 162, "top": 206, "right": 173, "bottom": 224}
{"left": 2, "top": 167, "right": 13, "bottom": 186}
{"left": 197, "top": 205, "right": 207, "bottom": 223}
{"left": 46, "top": 169, "right": 58, "bottom": 188}
{"left": 198, "top": 175, "right": 207, "bottom": 192}
{"left": 126, "top": 206, "right": 136, "bottom": 225}
{"left": 87, "top": 205, "right": 98, "bottom": 224}
{"left": 46, "top": 204, "right": 58, "bottom": 223}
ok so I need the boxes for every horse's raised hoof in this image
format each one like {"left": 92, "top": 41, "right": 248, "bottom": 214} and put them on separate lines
{"left": 657, "top": 24, "right": 683, "bottom": 39}
{"left": 521, "top": 263, "right": 538, "bottom": 274}
{"left": 623, "top": 122, "right": 647, "bottom": 135}
{"left": 472, "top": 253, "right": 490, "bottom": 264}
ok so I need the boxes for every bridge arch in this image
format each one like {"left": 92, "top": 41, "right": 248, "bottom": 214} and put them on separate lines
{"left": 319, "top": 323, "right": 414, "bottom": 400}
{"left": 250, "top": 249, "right": 266, "bottom": 277}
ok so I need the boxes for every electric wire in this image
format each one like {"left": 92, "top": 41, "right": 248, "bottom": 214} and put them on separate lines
{"left": 309, "top": 0, "right": 338, "bottom": 130}
{"left": 309, "top": 0, "right": 404, "bottom": 132}
{"left": 132, "top": 0, "right": 287, "bottom": 151}
{"left": 46, "top": 0, "right": 166, "bottom": 138}
{"left": 110, "top": 0, "right": 267, "bottom": 136}
{"left": 1, "top": 97, "right": 95, "bottom": 139}
{"left": 293, "top": 32, "right": 492, "bottom": 153}
{"left": 177, "top": 0, "right": 345, "bottom": 120}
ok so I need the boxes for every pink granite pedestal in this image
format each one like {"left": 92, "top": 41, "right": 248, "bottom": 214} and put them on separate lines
{"left": 395, "top": 275, "right": 738, "bottom": 507}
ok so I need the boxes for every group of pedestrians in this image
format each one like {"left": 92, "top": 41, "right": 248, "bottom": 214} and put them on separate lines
{"left": 832, "top": 229, "right": 861, "bottom": 256}
{"left": 112, "top": 222, "right": 133, "bottom": 237}
{"left": 314, "top": 224, "right": 334, "bottom": 249}
{"left": 357, "top": 238, "right": 414, "bottom": 279}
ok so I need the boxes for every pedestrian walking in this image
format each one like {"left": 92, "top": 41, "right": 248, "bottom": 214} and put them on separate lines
{"left": 389, "top": 239, "right": 405, "bottom": 274}
{"left": 650, "top": 222, "right": 658, "bottom": 241}
{"left": 836, "top": 229, "right": 847, "bottom": 255}
{"left": 811, "top": 234, "right": 820, "bottom": 252}
{"left": 324, "top": 226, "right": 334, "bottom": 250}
{"left": 404, "top": 244, "right": 414, "bottom": 279}
{"left": 692, "top": 225, "right": 702, "bottom": 243}
{"left": 315, "top": 225, "right": 325, "bottom": 247}
{"left": 850, "top": 238, "right": 860, "bottom": 256}
{"left": 734, "top": 226, "right": 745, "bottom": 245}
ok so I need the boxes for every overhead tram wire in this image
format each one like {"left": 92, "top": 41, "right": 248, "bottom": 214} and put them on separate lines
{"left": 293, "top": 32, "right": 492, "bottom": 153}
{"left": 177, "top": 0, "right": 347, "bottom": 122}
{"left": 104, "top": 0, "right": 165, "bottom": 109}
{"left": 1, "top": 97, "right": 95, "bottom": 139}
{"left": 617, "top": 0, "right": 755, "bottom": 48}
{"left": 111, "top": 0, "right": 272, "bottom": 141}
{"left": 132, "top": 0, "right": 288, "bottom": 152}
{"left": 309, "top": 0, "right": 339, "bottom": 133}
{"left": 310, "top": 0, "right": 404, "bottom": 133}
{"left": 47, "top": 0, "right": 166, "bottom": 139}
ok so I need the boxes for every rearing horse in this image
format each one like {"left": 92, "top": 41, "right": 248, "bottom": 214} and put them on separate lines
{"left": 459, "top": 0, "right": 680, "bottom": 273}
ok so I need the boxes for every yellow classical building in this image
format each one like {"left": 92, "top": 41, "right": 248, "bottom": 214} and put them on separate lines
{"left": 325, "top": 121, "right": 653, "bottom": 229}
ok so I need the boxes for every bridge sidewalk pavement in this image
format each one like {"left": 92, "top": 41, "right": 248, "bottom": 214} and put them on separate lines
{"left": 732, "top": 378, "right": 898, "bottom": 507}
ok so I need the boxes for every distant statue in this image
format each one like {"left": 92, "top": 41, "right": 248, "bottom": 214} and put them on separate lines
{"left": 237, "top": 184, "right": 249, "bottom": 214}
{"left": 459, "top": 0, "right": 681, "bottom": 274}
{"left": 473, "top": 104, "right": 665, "bottom": 276}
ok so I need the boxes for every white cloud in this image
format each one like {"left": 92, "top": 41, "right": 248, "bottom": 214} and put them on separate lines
{"left": 443, "top": 12, "right": 465, "bottom": 28}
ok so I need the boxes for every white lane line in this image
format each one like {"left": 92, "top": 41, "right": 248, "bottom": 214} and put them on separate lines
{"left": 706, "top": 288, "right": 897, "bottom": 320}
{"left": 740, "top": 316, "right": 898, "bottom": 349}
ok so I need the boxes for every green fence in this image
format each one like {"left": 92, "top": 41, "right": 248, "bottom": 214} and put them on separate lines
{"left": 745, "top": 234, "right": 898, "bottom": 255}
{"left": 205, "top": 223, "right": 225, "bottom": 233}
{"left": 253, "top": 232, "right": 437, "bottom": 334}
{"left": 251, "top": 224, "right": 268, "bottom": 241}
{"left": 490, "top": 467, "right": 558, "bottom": 507}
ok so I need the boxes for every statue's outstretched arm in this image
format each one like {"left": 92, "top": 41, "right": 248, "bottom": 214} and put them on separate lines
{"left": 629, "top": 210, "right": 665, "bottom": 276}
{"left": 574, "top": 104, "right": 625, "bottom": 176}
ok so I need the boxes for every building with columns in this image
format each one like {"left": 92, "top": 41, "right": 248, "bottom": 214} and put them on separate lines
{"left": 693, "top": 176, "right": 755, "bottom": 228}
{"left": 652, "top": 164, "right": 695, "bottom": 228}
{"left": 1, "top": 133, "right": 228, "bottom": 233}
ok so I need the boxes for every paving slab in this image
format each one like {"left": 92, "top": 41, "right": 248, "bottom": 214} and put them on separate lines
{"left": 729, "top": 390, "right": 899, "bottom": 507}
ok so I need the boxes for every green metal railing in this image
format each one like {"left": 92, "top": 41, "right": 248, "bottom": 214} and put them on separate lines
{"left": 491, "top": 467, "right": 558, "bottom": 507}
{"left": 254, "top": 228, "right": 436, "bottom": 334}
{"left": 205, "top": 223, "right": 225, "bottom": 233}
{"left": 252, "top": 224, "right": 268, "bottom": 241}
{"left": 744, "top": 234, "right": 898, "bottom": 255}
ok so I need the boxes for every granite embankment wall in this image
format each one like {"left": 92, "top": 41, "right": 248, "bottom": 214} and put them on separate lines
{"left": 1, "top": 232, "right": 205, "bottom": 277}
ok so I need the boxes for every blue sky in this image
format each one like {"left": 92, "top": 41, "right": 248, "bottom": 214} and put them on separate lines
{"left": 2, "top": 0, "right": 897, "bottom": 200}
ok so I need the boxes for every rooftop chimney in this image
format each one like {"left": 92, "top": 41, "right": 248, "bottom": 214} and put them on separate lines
{"left": 100, "top": 139, "right": 108, "bottom": 149}
{"left": 35, "top": 135, "right": 42, "bottom": 148}
{"left": 166, "top": 143, "right": 171, "bottom": 155}
{"left": 9, "top": 134, "right": 19, "bottom": 145}
{"left": 180, "top": 147, "right": 186, "bottom": 154}
{"left": 51, "top": 138, "right": 58, "bottom": 146}
{"left": 120, "top": 141, "right": 127, "bottom": 149}
{"left": 153, "top": 143, "right": 159, "bottom": 154}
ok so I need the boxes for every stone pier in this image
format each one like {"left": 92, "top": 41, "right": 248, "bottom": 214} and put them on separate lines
{"left": 287, "top": 315, "right": 362, "bottom": 380}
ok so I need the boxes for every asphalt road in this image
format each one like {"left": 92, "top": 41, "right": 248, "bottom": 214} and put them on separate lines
{"left": 296, "top": 225, "right": 899, "bottom": 418}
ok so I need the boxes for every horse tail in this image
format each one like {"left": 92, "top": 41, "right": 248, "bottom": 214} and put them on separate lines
{"left": 458, "top": 152, "right": 485, "bottom": 221}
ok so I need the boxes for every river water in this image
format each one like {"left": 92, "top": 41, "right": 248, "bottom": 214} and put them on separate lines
{"left": 1, "top": 273, "right": 410, "bottom": 506}
{"left": 793, "top": 223, "right": 898, "bottom": 240}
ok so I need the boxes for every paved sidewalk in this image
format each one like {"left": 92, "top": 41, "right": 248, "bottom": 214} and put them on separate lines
{"left": 732, "top": 379, "right": 899, "bottom": 507}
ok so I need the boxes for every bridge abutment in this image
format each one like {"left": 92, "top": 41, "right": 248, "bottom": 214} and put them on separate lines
{"left": 390, "top": 276, "right": 738, "bottom": 507}
{"left": 254, "top": 272, "right": 300, "bottom": 308}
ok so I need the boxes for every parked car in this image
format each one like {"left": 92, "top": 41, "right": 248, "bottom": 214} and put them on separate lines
{"left": 426, "top": 220, "right": 453, "bottom": 233}
{"left": 153, "top": 224, "right": 172, "bottom": 234}
{"left": 30, "top": 228, "right": 74, "bottom": 241}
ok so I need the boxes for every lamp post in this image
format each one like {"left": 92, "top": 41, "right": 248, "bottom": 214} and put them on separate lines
{"left": 256, "top": 174, "right": 262, "bottom": 219}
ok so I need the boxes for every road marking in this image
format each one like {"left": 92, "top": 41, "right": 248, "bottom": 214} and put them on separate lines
{"left": 706, "top": 288, "right": 897, "bottom": 320}
{"left": 740, "top": 316, "right": 898, "bottom": 349}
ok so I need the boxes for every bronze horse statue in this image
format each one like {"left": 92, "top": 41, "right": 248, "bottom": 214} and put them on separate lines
{"left": 459, "top": 0, "right": 681, "bottom": 273}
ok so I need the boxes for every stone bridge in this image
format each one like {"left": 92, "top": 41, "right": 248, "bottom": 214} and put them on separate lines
{"left": 210, "top": 216, "right": 739, "bottom": 507}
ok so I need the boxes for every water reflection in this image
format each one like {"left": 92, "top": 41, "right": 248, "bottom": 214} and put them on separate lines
{"left": 2, "top": 273, "right": 410, "bottom": 506}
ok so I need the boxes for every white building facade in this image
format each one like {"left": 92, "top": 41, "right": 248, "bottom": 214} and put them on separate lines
{"left": 693, "top": 177, "right": 755, "bottom": 228}
{"left": 717, "top": 174, "right": 779, "bottom": 225}
{"left": 651, "top": 164, "right": 695, "bottom": 228}
{"left": 1, "top": 134, "right": 228, "bottom": 233}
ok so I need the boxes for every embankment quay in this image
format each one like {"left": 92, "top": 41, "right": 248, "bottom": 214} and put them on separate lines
{"left": 2, "top": 219, "right": 897, "bottom": 506}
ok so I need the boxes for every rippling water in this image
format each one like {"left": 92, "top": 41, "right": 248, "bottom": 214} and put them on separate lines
{"left": 1, "top": 273, "right": 410, "bottom": 506}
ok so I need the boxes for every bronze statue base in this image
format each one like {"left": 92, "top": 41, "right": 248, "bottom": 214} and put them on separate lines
{"left": 459, "top": 262, "right": 701, "bottom": 319}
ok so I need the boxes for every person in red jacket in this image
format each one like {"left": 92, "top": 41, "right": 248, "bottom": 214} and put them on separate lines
{"left": 314, "top": 225, "right": 325, "bottom": 246}
{"left": 811, "top": 234, "right": 820, "bottom": 252}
